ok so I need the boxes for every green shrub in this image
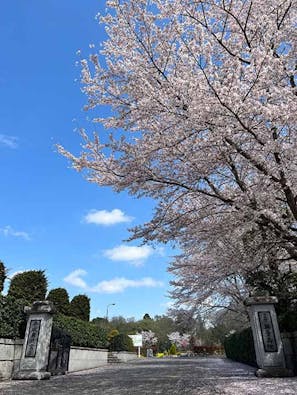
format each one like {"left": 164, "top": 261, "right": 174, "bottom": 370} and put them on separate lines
{"left": 69, "top": 294, "right": 90, "bottom": 321}
{"left": 0, "top": 295, "right": 26, "bottom": 339}
{"left": 8, "top": 270, "right": 47, "bottom": 304}
{"left": 47, "top": 288, "right": 69, "bottom": 315}
{"left": 54, "top": 313, "right": 108, "bottom": 348}
{"left": 109, "top": 333, "right": 134, "bottom": 352}
{"left": 169, "top": 343, "right": 177, "bottom": 355}
{"left": 224, "top": 327, "right": 257, "bottom": 367}
{"left": 0, "top": 261, "right": 6, "bottom": 294}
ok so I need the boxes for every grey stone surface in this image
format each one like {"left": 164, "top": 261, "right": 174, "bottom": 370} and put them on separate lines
{"left": 0, "top": 339, "right": 24, "bottom": 380}
{"left": 1, "top": 357, "right": 297, "bottom": 394}
{"left": 13, "top": 301, "right": 54, "bottom": 380}
{"left": 246, "top": 296, "right": 288, "bottom": 375}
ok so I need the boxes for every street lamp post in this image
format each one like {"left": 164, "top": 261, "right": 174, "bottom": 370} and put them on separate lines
{"left": 106, "top": 303, "right": 115, "bottom": 321}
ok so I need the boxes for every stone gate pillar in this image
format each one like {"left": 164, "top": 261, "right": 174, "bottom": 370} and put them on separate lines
{"left": 245, "top": 296, "right": 293, "bottom": 377}
{"left": 13, "top": 301, "right": 55, "bottom": 380}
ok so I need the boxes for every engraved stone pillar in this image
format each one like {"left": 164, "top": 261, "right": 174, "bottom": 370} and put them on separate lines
{"left": 245, "top": 296, "right": 293, "bottom": 377}
{"left": 13, "top": 301, "right": 55, "bottom": 380}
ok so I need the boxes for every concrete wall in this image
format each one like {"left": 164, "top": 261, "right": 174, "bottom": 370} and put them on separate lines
{"left": 0, "top": 338, "right": 24, "bottom": 380}
{"left": 68, "top": 347, "right": 108, "bottom": 372}
{"left": 112, "top": 351, "right": 138, "bottom": 363}
{"left": 281, "top": 331, "right": 297, "bottom": 374}
{"left": 1, "top": 340, "right": 136, "bottom": 379}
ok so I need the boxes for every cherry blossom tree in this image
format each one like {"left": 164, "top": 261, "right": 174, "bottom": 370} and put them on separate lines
{"left": 59, "top": 1, "right": 297, "bottom": 308}
{"left": 141, "top": 330, "right": 158, "bottom": 347}
{"left": 168, "top": 332, "right": 191, "bottom": 350}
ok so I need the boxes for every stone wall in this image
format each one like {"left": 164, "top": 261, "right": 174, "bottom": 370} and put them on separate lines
{"left": 281, "top": 331, "right": 297, "bottom": 374}
{"left": 0, "top": 338, "right": 24, "bottom": 380}
{"left": 68, "top": 347, "right": 108, "bottom": 372}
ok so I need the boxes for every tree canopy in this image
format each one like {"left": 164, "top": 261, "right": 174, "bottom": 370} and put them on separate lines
{"left": 47, "top": 287, "right": 70, "bottom": 315}
{"left": 0, "top": 261, "right": 6, "bottom": 294}
{"left": 69, "top": 294, "right": 91, "bottom": 321}
{"left": 60, "top": 0, "right": 297, "bottom": 312}
{"left": 7, "top": 270, "right": 47, "bottom": 304}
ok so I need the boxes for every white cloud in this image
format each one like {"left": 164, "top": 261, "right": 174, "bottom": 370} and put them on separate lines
{"left": 104, "top": 245, "right": 153, "bottom": 266}
{"left": 0, "top": 134, "right": 18, "bottom": 149}
{"left": 63, "top": 269, "right": 163, "bottom": 294}
{"left": 0, "top": 225, "right": 30, "bottom": 240}
{"left": 64, "top": 269, "right": 88, "bottom": 289}
{"left": 84, "top": 209, "right": 133, "bottom": 226}
{"left": 91, "top": 277, "right": 164, "bottom": 294}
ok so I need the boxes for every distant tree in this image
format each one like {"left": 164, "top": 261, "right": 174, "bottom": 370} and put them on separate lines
{"left": 109, "top": 316, "right": 138, "bottom": 335}
{"left": 7, "top": 270, "right": 47, "bottom": 304}
{"left": 69, "top": 294, "right": 90, "bottom": 321}
{"left": 92, "top": 316, "right": 109, "bottom": 326}
{"left": 47, "top": 288, "right": 70, "bottom": 315}
{"left": 0, "top": 261, "right": 6, "bottom": 294}
{"left": 150, "top": 315, "right": 176, "bottom": 352}
{"left": 143, "top": 313, "right": 151, "bottom": 320}
{"left": 136, "top": 318, "right": 155, "bottom": 332}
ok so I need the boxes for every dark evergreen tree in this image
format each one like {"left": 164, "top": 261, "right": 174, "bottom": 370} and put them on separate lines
{"left": 7, "top": 270, "right": 47, "bottom": 304}
{"left": 69, "top": 294, "right": 90, "bottom": 321}
{"left": 0, "top": 260, "right": 6, "bottom": 294}
{"left": 47, "top": 287, "right": 70, "bottom": 315}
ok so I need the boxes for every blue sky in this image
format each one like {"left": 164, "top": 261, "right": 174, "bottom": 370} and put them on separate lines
{"left": 0, "top": 0, "right": 174, "bottom": 320}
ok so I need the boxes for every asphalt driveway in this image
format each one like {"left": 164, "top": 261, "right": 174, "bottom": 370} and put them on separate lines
{"left": 1, "top": 357, "right": 297, "bottom": 395}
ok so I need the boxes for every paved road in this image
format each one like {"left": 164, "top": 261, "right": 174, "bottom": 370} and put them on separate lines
{"left": 1, "top": 357, "right": 297, "bottom": 395}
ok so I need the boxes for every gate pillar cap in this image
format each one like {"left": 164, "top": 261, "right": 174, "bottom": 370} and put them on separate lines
{"left": 245, "top": 296, "right": 278, "bottom": 306}
{"left": 24, "top": 300, "right": 56, "bottom": 314}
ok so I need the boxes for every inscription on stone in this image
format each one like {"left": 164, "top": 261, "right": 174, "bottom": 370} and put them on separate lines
{"left": 258, "top": 311, "right": 277, "bottom": 353}
{"left": 25, "top": 319, "right": 41, "bottom": 357}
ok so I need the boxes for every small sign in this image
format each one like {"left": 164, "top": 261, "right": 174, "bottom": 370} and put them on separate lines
{"left": 128, "top": 334, "right": 143, "bottom": 347}
{"left": 25, "top": 319, "right": 41, "bottom": 357}
{"left": 258, "top": 311, "right": 277, "bottom": 353}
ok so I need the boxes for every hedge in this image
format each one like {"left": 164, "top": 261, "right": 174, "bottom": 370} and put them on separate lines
{"left": 54, "top": 313, "right": 108, "bottom": 349}
{"left": 224, "top": 327, "right": 257, "bottom": 367}
{"left": 0, "top": 295, "right": 26, "bottom": 339}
